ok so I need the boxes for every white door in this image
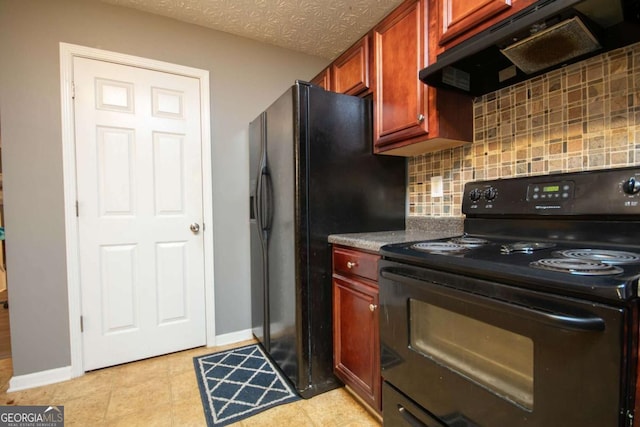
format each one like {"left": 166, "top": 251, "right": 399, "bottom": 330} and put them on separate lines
{"left": 73, "top": 57, "right": 206, "bottom": 370}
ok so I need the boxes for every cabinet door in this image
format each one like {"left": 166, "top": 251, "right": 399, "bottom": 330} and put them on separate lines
{"left": 310, "top": 67, "right": 331, "bottom": 90}
{"left": 373, "top": 0, "right": 428, "bottom": 149}
{"left": 437, "top": 0, "right": 537, "bottom": 50}
{"left": 440, "top": 0, "right": 511, "bottom": 45}
{"left": 331, "top": 35, "right": 370, "bottom": 96}
{"left": 333, "top": 274, "right": 381, "bottom": 412}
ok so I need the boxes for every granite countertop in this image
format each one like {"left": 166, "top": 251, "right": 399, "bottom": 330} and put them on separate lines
{"left": 328, "top": 217, "right": 464, "bottom": 253}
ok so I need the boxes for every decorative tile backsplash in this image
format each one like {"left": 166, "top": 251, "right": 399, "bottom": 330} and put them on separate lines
{"left": 408, "top": 41, "right": 640, "bottom": 217}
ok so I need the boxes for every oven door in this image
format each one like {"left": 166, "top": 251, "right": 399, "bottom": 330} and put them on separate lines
{"left": 379, "top": 260, "right": 631, "bottom": 427}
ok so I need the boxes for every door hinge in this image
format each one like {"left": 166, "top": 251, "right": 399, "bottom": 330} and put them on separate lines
{"left": 72, "top": 81, "right": 76, "bottom": 100}
{"left": 80, "top": 315, "right": 84, "bottom": 333}
{"left": 202, "top": 223, "right": 205, "bottom": 231}
{"left": 75, "top": 201, "right": 79, "bottom": 217}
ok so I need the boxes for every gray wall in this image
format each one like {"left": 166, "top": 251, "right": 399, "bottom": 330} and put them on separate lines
{"left": 0, "top": 0, "right": 328, "bottom": 375}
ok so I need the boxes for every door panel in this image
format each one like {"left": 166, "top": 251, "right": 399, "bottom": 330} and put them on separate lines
{"left": 156, "top": 242, "right": 188, "bottom": 323}
{"left": 97, "top": 127, "right": 135, "bottom": 215}
{"left": 439, "top": 0, "right": 511, "bottom": 45}
{"left": 153, "top": 133, "right": 186, "bottom": 214}
{"left": 74, "top": 57, "right": 206, "bottom": 370}
{"left": 101, "top": 244, "right": 137, "bottom": 333}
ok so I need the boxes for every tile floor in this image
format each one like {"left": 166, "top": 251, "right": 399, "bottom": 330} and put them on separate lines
{"left": 0, "top": 340, "right": 381, "bottom": 426}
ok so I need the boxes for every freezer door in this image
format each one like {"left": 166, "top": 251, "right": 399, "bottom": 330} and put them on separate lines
{"left": 249, "top": 112, "right": 269, "bottom": 349}
{"left": 265, "top": 85, "right": 308, "bottom": 391}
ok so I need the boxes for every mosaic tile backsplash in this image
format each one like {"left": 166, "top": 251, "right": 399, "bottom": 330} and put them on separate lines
{"left": 408, "top": 41, "right": 640, "bottom": 217}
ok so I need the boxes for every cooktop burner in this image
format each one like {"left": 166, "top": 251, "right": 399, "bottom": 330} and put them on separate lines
{"left": 411, "top": 236, "right": 490, "bottom": 254}
{"left": 449, "top": 236, "right": 490, "bottom": 248}
{"left": 529, "top": 258, "right": 624, "bottom": 276}
{"left": 410, "top": 242, "right": 468, "bottom": 254}
{"left": 501, "top": 242, "right": 556, "bottom": 254}
{"left": 553, "top": 249, "right": 640, "bottom": 265}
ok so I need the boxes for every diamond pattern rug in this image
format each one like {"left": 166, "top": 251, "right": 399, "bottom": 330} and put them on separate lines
{"left": 194, "top": 344, "right": 300, "bottom": 426}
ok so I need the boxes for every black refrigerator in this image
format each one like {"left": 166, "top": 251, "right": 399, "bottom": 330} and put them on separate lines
{"left": 249, "top": 81, "right": 406, "bottom": 398}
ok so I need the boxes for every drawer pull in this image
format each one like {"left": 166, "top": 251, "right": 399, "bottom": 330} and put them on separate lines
{"left": 347, "top": 261, "right": 357, "bottom": 269}
{"left": 369, "top": 304, "right": 377, "bottom": 312}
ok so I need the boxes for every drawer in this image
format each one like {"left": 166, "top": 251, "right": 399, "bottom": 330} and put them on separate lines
{"left": 383, "top": 382, "right": 445, "bottom": 427}
{"left": 333, "top": 247, "right": 379, "bottom": 281}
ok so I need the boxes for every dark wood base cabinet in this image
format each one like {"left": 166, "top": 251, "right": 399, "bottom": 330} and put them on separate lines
{"left": 332, "top": 246, "right": 381, "bottom": 414}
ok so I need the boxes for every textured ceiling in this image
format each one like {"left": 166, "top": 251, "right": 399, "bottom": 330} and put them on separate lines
{"left": 99, "top": 0, "right": 405, "bottom": 59}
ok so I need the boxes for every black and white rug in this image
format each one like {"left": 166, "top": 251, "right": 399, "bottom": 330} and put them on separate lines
{"left": 193, "top": 344, "right": 300, "bottom": 426}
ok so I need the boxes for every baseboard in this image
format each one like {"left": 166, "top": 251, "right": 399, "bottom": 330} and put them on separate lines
{"left": 7, "top": 331, "right": 254, "bottom": 392}
{"left": 8, "top": 365, "right": 72, "bottom": 392}
{"left": 214, "top": 328, "right": 253, "bottom": 347}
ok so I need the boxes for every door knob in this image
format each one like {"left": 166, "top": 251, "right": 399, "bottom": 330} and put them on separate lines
{"left": 190, "top": 223, "right": 200, "bottom": 233}
{"left": 369, "top": 304, "right": 377, "bottom": 312}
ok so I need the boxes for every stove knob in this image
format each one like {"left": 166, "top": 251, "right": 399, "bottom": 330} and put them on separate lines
{"left": 469, "top": 188, "right": 482, "bottom": 202}
{"left": 622, "top": 177, "right": 640, "bottom": 195}
{"left": 484, "top": 187, "right": 498, "bottom": 201}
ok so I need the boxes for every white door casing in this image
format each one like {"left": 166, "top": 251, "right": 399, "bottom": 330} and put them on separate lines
{"left": 60, "top": 44, "right": 215, "bottom": 376}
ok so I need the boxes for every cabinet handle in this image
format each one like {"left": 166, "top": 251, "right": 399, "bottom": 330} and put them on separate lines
{"left": 347, "top": 261, "right": 357, "bottom": 269}
{"left": 369, "top": 304, "right": 377, "bottom": 312}
{"left": 417, "top": 114, "right": 425, "bottom": 123}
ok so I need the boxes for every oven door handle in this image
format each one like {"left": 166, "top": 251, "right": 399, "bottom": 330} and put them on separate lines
{"left": 380, "top": 269, "right": 606, "bottom": 332}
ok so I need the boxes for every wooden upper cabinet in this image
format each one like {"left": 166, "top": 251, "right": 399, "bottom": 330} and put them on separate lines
{"left": 436, "top": 0, "right": 537, "bottom": 51}
{"left": 312, "top": 0, "right": 474, "bottom": 156}
{"left": 331, "top": 35, "right": 371, "bottom": 96}
{"left": 372, "top": 0, "right": 472, "bottom": 156}
{"left": 310, "top": 67, "right": 331, "bottom": 90}
{"left": 373, "top": 0, "right": 428, "bottom": 150}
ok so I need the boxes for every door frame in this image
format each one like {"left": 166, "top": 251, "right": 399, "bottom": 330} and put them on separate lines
{"left": 59, "top": 42, "right": 216, "bottom": 377}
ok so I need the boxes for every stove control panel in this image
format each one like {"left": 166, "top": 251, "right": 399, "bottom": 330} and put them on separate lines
{"left": 526, "top": 181, "right": 575, "bottom": 202}
{"left": 463, "top": 166, "right": 640, "bottom": 216}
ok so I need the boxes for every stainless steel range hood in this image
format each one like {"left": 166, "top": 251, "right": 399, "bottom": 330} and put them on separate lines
{"left": 420, "top": 0, "right": 640, "bottom": 96}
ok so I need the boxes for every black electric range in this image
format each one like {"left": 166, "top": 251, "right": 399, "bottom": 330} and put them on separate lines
{"left": 379, "top": 167, "right": 640, "bottom": 427}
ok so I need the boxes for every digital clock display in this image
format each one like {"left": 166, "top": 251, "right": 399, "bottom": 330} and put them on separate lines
{"left": 543, "top": 185, "right": 560, "bottom": 192}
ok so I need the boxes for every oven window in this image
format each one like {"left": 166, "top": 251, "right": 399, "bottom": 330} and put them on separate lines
{"left": 409, "top": 300, "right": 534, "bottom": 410}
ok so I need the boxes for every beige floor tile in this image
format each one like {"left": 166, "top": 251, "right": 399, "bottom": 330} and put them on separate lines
{"left": 234, "top": 399, "right": 313, "bottom": 426}
{"left": 62, "top": 388, "right": 111, "bottom": 426}
{"left": 300, "top": 388, "right": 380, "bottom": 427}
{"left": 165, "top": 346, "right": 210, "bottom": 376}
{"left": 167, "top": 352, "right": 199, "bottom": 376}
{"left": 170, "top": 370, "right": 201, "bottom": 405}
{"left": 106, "top": 402, "right": 172, "bottom": 427}
{"left": 171, "top": 398, "right": 207, "bottom": 426}
{"left": 110, "top": 356, "right": 170, "bottom": 388}
{"left": 54, "top": 368, "right": 113, "bottom": 401}
{"left": 106, "top": 376, "right": 171, "bottom": 420}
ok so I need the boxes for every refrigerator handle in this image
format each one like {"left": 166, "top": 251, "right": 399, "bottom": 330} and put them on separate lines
{"left": 263, "top": 167, "right": 274, "bottom": 234}
{"left": 254, "top": 166, "right": 264, "bottom": 233}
